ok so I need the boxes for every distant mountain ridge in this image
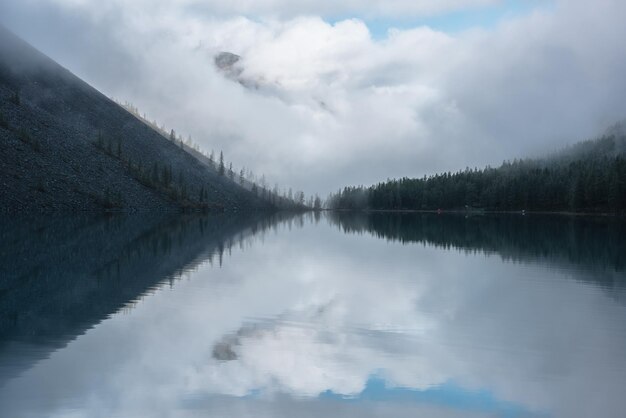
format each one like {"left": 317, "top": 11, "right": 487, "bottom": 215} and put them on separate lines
{"left": 214, "top": 51, "right": 242, "bottom": 79}
{"left": 0, "top": 26, "right": 270, "bottom": 212}
{"left": 213, "top": 51, "right": 263, "bottom": 90}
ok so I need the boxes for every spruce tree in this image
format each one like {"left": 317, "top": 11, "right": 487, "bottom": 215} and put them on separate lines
{"left": 218, "top": 151, "right": 225, "bottom": 176}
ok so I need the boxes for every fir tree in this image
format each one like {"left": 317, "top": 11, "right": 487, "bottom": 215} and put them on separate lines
{"left": 218, "top": 151, "right": 225, "bottom": 176}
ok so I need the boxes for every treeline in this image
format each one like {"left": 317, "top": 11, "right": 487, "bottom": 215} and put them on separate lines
{"left": 328, "top": 133, "right": 626, "bottom": 213}
{"left": 116, "top": 100, "right": 321, "bottom": 210}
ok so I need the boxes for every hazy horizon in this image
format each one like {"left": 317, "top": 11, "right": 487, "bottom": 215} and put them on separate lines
{"left": 2, "top": 0, "right": 626, "bottom": 195}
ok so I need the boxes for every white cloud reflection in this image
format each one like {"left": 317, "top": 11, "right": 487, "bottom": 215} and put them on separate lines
{"left": 0, "top": 216, "right": 625, "bottom": 418}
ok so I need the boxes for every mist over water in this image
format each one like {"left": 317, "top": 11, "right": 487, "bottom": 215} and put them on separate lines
{"left": 1, "top": 212, "right": 625, "bottom": 418}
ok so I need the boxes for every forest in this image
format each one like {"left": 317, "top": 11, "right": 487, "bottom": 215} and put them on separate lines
{"left": 328, "top": 131, "right": 626, "bottom": 213}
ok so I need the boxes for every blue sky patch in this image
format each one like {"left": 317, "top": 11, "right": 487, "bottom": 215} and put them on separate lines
{"left": 330, "top": 0, "right": 554, "bottom": 39}
{"left": 319, "top": 375, "right": 544, "bottom": 417}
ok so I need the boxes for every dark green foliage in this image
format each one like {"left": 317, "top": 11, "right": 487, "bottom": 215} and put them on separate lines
{"left": 218, "top": 151, "right": 225, "bottom": 176}
{"left": 228, "top": 162, "right": 234, "bottom": 180}
{"left": 329, "top": 135, "right": 626, "bottom": 214}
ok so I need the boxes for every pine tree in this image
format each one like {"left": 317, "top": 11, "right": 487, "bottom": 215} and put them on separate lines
{"left": 218, "top": 151, "right": 225, "bottom": 176}
{"left": 314, "top": 195, "right": 322, "bottom": 210}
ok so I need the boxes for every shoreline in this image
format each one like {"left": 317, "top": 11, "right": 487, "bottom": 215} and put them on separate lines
{"left": 324, "top": 209, "right": 625, "bottom": 217}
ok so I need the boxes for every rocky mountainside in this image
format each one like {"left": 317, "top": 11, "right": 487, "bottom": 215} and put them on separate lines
{"left": 214, "top": 51, "right": 242, "bottom": 79}
{"left": 0, "top": 26, "right": 270, "bottom": 212}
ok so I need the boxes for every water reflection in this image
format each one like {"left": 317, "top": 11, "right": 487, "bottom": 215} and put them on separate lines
{"left": 0, "top": 212, "right": 625, "bottom": 418}
{"left": 0, "top": 212, "right": 292, "bottom": 385}
{"left": 327, "top": 212, "right": 626, "bottom": 291}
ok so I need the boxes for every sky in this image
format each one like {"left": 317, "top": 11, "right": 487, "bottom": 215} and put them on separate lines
{"left": 1, "top": 0, "right": 626, "bottom": 195}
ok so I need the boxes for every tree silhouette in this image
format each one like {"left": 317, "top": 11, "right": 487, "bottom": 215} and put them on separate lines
{"left": 218, "top": 151, "right": 225, "bottom": 176}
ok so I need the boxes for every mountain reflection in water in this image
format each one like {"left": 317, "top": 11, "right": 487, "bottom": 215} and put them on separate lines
{"left": 0, "top": 212, "right": 624, "bottom": 418}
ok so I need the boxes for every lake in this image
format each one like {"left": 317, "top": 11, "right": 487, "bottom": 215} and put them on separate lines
{"left": 1, "top": 212, "right": 625, "bottom": 418}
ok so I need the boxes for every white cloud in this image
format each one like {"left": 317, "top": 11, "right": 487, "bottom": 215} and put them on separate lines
{"left": 49, "top": 0, "right": 499, "bottom": 19}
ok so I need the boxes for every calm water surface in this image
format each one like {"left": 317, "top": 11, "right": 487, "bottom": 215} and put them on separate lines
{"left": 0, "top": 212, "right": 625, "bottom": 418}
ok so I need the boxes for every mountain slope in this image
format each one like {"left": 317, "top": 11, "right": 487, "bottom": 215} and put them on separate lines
{"left": 0, "top": 26, "right": 269, "bottom": 212}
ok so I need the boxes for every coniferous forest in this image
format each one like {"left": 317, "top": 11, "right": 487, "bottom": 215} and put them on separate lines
{"left": 328, "top": 129, "right": 626, "bottom": 213}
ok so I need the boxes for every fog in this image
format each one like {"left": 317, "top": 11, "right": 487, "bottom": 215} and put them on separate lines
{"left": 1, "top": 0, "right": 625, "bottom": 195}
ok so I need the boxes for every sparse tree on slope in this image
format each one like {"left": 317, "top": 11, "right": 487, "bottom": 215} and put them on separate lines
{"left": 218, "top": 151, "right": 225, "bottom": 176}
